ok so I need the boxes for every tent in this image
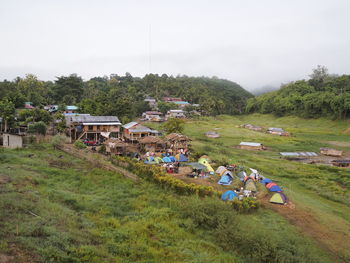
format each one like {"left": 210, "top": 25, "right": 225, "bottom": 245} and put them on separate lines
{"left": 221, "top": 190, "right": 238, "bottom": 201}
{"left": 154, "top": 157, "right": 164, "bottom": 163}
{"left": 144, "top": 156, "right": 157, "bottom": 164}
{"left": 270, "top": 193, "right": 287, "bottom": 204}
{"left": 269, "top": 185, "right": 283, "bottom": 192}
{"left": 169, "top": 156, "right": 176, "bottom": 162}
{"left": 186, "top": 162, "right": 207, "bottom": 170}
{"left": 198, "top": 157, "right": 214, "bottom": 174}
{"left": 237, "top": 171, "right": 247, "bottom": 182}
{"left": 216, "top": 166, "right": 226, "bottom": 174}
{"left": 162, "top": 156, "right": 172, "bottom": 163}
{"left": 244, "top": 179, "right": 257, "bottom": 192}
{"left": 175, "top": 153, "right": 188, "bottom": 162}
{"left": 260, "top": 178, "right": 272, "bottom": 184}
{"left": 218, "top": 174, "right": 233, "bottom": 185}
{"left": 265, "top": 182, "right": 277, "bottom": 189}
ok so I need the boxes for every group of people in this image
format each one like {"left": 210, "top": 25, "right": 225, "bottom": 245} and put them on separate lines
{"left": 163, "top": 162, "right": 180, "bottom": 173}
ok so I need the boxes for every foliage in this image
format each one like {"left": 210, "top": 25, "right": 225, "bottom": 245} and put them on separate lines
{"left": 27, "top": 121, "right": 47, "bottom": 135}
{"left": 50, "top": 134, "right": 69, "bottom": 148}
{"left": 247, "top": 66, "right": 350, "bottom": 119}
{"left": 0, "top": 98, "right": 15, "bottom": 131}
{"left": 74, "top": 140, "right": 87, "bottom": 149}
{"left": 157, "top": 101, "right": 177, "bottom": 114}
{"left": 161, "top": 118, "right": 185, "bottom": 134}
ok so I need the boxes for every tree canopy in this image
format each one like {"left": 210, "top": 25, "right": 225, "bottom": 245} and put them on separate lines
{"left": 246, "top": 67, "right": 350, "bottom": 119}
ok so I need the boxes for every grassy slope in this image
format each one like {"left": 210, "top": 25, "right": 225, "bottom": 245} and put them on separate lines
{"left": 0, "top": 143, "right": 332, "bottom": 263}
{"left": 174, "top": 114, "right": 350, "bottom": 261}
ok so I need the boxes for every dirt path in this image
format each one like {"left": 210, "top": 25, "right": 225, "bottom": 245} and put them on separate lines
{"left": 260, "top": 196, "right": 349, "bottom": 263}
{"left": 57, "top": 144, "right": 139, "bottom": 182}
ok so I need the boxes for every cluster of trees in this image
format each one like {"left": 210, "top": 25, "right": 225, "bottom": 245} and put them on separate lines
{"left": 0, "top": 73, "right": 252, "bottom": 126}
{"left": 246, "top": 66, "right": 350, "bottom": 119}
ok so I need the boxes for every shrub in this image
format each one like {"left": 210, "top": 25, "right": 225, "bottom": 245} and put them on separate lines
{"left": 74, "top": 140, "right": 87, "bottom": 149}
{"left": 28, "top": 121, "right": 47, "bottom": 135}
{"left": 51, "top": 134, "right": 69, "bottom": 148}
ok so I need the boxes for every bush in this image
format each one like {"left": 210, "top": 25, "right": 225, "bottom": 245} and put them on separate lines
{"left": 51, "top": 134, "right": 69, "bottom": 148}
{"left": 28, "top": 121, "right": 47, "bottom": 135}
{"left": 74, "top": 140, "right": 87, "bottom": 149}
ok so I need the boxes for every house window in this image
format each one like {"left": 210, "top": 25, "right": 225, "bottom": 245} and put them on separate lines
{"left": 88, "top": 125, "right": 93, "bottom": 131}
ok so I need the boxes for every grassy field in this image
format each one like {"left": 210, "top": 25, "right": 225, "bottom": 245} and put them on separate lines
{"left": 0, "top": 141, "right": 333, "bottom": 262}
{"left": 150, "top": 113, "right": 350, "bottom": 261}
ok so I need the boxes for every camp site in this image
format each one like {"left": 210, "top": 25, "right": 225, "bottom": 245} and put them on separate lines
{"left": 2, "top": 1, "right": 350, "bottom": 262}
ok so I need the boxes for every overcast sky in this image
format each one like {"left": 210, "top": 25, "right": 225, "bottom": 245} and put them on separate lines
{"left": 1, "top": 0, "right": 349, "bottom": 91}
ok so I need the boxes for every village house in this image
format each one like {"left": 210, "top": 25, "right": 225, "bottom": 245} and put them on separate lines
{"left": 2, "top": 133, "right": 23, "bottom": 148}
{"left": 166, "top": 109, "right": 186, "bottom": 119}
{"left": 331, "top": 159, "right": 350, "bottom": 168}
{"left": 267, "top": 127, "right": 290, "bottom": 136}
{"left": 122, "top": 122, "right": 160, "bottom": 143}
{"left": 162, "top": 97, "right": 182, "bottom": 102}
{"left": 104, "top": 138, "right": 138, "bottom": 156}
{"left": 239, "top": 142, "right": 265, "bottom": 150}
{"left": 142, "top": 111, "right": 164, "bottom": 122}
{"left": 242, "top": 124, "right": 263, "bottom": 131}
{"left": 138, "top": 136, "right": 166, "bottom": 153}
{"left": 144, "top": 97, "right": 157, "bottom": 108}
{"left": 64, "top": 105, "right": 79, "bottom": 114}
{"left": 173, "top": 101, "right": 190, "bottom": 108}
{"left": 320, "top": 147, "right": 343, "bottom": 157}
{"left": 24, "top": 102, "right": 34, "bottom": 109}
{"left": 65, "top": 114, "right": 121, "bottom": 142}
{"left": 165, "top": 133, "right": 191, "bottom": 153}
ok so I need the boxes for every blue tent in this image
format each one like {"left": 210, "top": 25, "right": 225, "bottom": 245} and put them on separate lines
{"left": 218, "top": 175, "right": 233, "bottom": 185}
{"left": 178, "top": 154, "right": 187, "bottom": 162}
{"left": 169, "top": 156, "right": 176, "bottom": 162}
{"left": 269, "top": 185, "right": 283, "bottom": 192}
{"left": 221, "top": 190, "right": 238, "bottom": 201}
{"left": 144, "top": 156, "right": 157, "bottom": 164}
{"left": 162, "top": 156, "right": 172, "bottom": 163}
{"left": 260, "top": 178, "right": 272, "bottom": 184}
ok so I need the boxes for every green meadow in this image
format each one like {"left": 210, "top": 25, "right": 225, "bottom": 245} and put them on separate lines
{"left": 0, "top": 142, "right": 333, "bottom": 262}
{"left": 147, "top": 114, "right": 350, "bottom": 261}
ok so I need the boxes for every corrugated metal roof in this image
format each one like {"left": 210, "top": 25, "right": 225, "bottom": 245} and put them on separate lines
{"left": 280, "top": 152, "right": 318, "bottom": 157}
{"left": 268, "top": 127, "right": 284, "bottom": 132}
{"left": 67, "top": 115, "right": 120, "bottom": 124}
{"left": 129, "top": 128, "right": 153, "bottom": 133}
{"left": 239, "top": 142, "right": 262, "bottom": 147}
{"left": 123, "top": 122, "right": 138, "bottom": 129}
{"left": 66, "top": 105, "right": 79, "bottom": 110}
{"left": 82, "top": 122, "right": 121, "bottom": 125}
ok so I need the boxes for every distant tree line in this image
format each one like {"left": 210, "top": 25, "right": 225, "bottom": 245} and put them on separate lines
{"left": 0, "top": 73, "right": 253, "bottom": 127}
{"left": 246, "top": 66, "right": 350, "bottom": 119}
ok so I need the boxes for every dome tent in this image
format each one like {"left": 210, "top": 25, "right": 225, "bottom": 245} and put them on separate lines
{"left": 270, "top": 193, "right": 287, "bottom": 204}
{"left": 221, "top": 190, "right": 238, "bottom": 201}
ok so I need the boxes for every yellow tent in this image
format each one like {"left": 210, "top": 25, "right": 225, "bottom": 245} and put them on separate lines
{"left": 198, "top": 157, "right": 214, "bottom": 173}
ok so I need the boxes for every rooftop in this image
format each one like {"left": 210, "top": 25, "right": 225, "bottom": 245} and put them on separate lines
{"left": 67, "top": 115, "right": 121, "bottom": 124}
{"left": 239, "top": 142, "right": 262, "bottom": 147}
{"left": 123, "top": 122, "right": 139, "bottom": 129}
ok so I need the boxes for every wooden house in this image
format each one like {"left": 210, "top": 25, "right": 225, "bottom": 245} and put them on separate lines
{"left": 166, "top": 110, "right": 186, "bottom": 119}
{"left": 142, "top": 111, "right": 164, "bottom": 122}
{"left": 331, "top": 160, "right": 350, "bottom": 168}
{"left": 138, "top": 136, "right": 166, "bottom": 152}
{"left": 104, "top": 138, "right": 138, "bottom": 155}
{"left": 239, "top": 142, "right": 264, "bottom": 150}
{"left": 267, "top": 127, "right": 290, "bottom": 136}
{"left": 65, "top": 114, "right": 121, "bottom": 142}
{"left": 165, "top": 133, "right": 191, "bottom": 152}
{"left": 122, "top": 122, "right": 159, "bottom": 143}
{"left": 320, "top": 148, "right": 343, "bottom": 157}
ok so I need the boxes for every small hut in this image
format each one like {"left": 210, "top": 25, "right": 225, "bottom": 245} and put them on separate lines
{"left": 139, "top": 136, "right": 165, "bottom": 152}
{"left": 320, "top": 148, "right": 343, "bottom": 157}
{"left": 331, "top": 160, "right": 350, "bottom": 168}
{"left": 104, "top": 138, "right": 138, "bottom": 155}
{"left": 165, "top": 133, "right": 191, "bottom": 152}
{"left": 2, "top": 133, "right": 24, "bottom": 148}
{"left": 267, "top": 128, "right": 290, "bottom": 136}
{"left": 239, "top": 142, "right": 264, "bottom": 150}
{"left": 205, "top": 131, "right": 220, "bottom": 138}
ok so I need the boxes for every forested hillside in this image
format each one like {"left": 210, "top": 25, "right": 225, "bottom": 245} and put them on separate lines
{"left": 246, "top": 66, "right": 350, "bottom": 119}
{"left": 0, "top": 73, "right": 252, "bottom": 122}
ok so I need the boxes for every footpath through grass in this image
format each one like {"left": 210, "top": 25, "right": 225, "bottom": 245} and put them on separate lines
{"left": 0, "top": 143, "right": 332, "bottom": 263}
